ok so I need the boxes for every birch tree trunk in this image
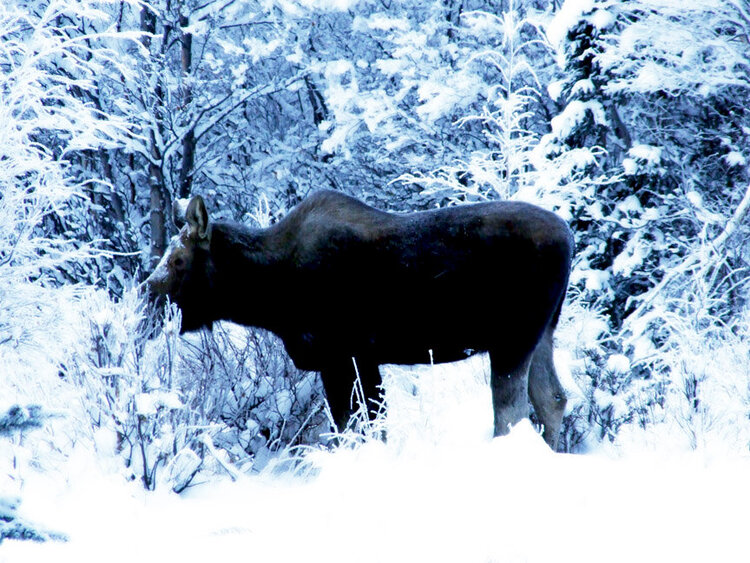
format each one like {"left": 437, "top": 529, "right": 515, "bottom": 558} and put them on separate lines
{"left": 141, "top": 4, "right": 168, "bottom": 265}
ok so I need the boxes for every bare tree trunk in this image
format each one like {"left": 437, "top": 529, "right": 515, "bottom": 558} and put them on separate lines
{"left": 98, "top": 148, "right": 125, "bottom": 225}
{"left": 149, "top": 158, "right": 167, "bottom": 266}
{"left": 178, "top": 12, "right": 195, "bottom": 199}
{"left": 141, "top": 4, "right": 168, "bottom": 265}
{"left": 304, "top": 76, "right": 328, "bottom": 127}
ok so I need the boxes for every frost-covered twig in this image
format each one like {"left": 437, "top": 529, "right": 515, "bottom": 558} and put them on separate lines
{"left": 200, "top": 433, "right": 241, "bottom": 481}
{"left": 708, "top": 182, "right": 750, "bottom": 254}
{"left": 626, "top": 182, "right": 750, "bottom": 323}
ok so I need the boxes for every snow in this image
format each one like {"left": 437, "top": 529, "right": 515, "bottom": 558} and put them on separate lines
{"left": 5, "top": 428, "right": 750, "bottom": 562}
{"left": 296, "top": 0, "right": 359, "bottom": 11}
{"left": 570, "top": 78, "right": 594, "bottom": 97}
{"left": 546, "top": 0, "right": 596, "bottom": 49}
{"left": 629, "top": 144, "right": 662, "bottom": 164}
{"left": 622, "top": 157, "right": 638, "bottom": 175}
{"left": 4, "top": 358, "right": 750, "bottom": 562}
{"left": 613, "top": 238, "right": 648, "bottom": 277}
{"left": 134, "top": 391, "right": 183, "bottom": 417}
{"left": 417, "top": 73, "right": 482, "bottom": 123}
{"left": 623, "top": 145, "right": 662, "bottom": 175}
{"left": 589, "top": 8, "right": 615, "bottom": 31}
{"left": 606, "top": 354, "right": 631, "bottom": 374}
{"left": 724, "top": 151, "right": 746, "bottom": 167}
{"left": 165, "top": 449, "right": 202, "bottom": 492}
{"left": 686, "top": 191, "right": 704, "bottom": 208}
{"left": 582, "top": 268, "right": 610, "bottom": 291}
{"left": 550, "top": 100, "right": 607, "bottom": 140}
{"left": 618, "top": 194, "right": 644, "bottom": 215}
{"left": 547, "top": 80, "right": 564, "bottom": 102}
{"left": 361, "top": 13, "right": 410, "bottom": 32}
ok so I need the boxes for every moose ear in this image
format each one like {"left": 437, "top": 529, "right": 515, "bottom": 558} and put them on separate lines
{"left": 185, "top": 195, "right": 210, "bottom": 243}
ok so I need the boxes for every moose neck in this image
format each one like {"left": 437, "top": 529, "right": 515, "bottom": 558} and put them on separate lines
{"left": 208, "top": 221, "right": 287, "bottom": 331}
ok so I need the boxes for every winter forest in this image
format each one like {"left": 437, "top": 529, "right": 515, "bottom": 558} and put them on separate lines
{"left": 1, "top": 0, "right": 750, "bottom": 560}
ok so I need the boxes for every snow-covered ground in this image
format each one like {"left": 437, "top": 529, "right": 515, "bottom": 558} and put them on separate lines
{"left": 3, "top": 357, "right": 749, "bottom": 562}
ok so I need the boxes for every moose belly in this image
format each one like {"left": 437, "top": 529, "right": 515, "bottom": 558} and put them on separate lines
{"left": 281, "top": 329, "right": 484, "bottom": 371}
{"left": 281, "top": 295, "right": 537, "bottom": 372}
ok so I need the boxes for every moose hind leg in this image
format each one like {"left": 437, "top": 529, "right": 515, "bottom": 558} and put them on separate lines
{"left": 489, "top": 349, "right": 532, "bottom": 438}
{"left": 528, "top": 326, "right": 567, "bottom": 450}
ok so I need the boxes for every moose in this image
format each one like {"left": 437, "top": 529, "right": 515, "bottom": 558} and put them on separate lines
{"left": 146, "top": 190, "right": 574, "bottom": 449}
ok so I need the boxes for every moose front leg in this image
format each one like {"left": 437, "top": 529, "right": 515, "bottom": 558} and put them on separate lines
{"left": 320, "top": 357, "right": 383, "bottom": 432}
{"left": 489, "top": 349, "right": 532, "bottom": 438}
{"left": 319, "top": 362, "right": 351, "bottom": 432}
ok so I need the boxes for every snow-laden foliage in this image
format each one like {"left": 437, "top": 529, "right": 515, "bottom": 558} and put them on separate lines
{"left": 2, "top": 0, "right": 749, "bottom": 511}
{"left": 397, "top": 2, "right": 603, "bottom": 219}
{"left": 542, "top": 0, "right": 750, "bottom": 446}
{"left": 0, "top": 0, "right": 133, "bottom": 329}
{"left": 173, "top": 320, "right": 328, "bottom": 475}
{"left": 0, "top": 1, "right": 139, "bottom": 500}
{"left": 62, "top": 289, "right": 326, "bottom": 490}
{"left": 597, "top": 0, "right": 750, "bottom": 96}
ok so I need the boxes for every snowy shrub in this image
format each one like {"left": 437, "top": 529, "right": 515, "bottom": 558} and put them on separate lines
{"left": 0, "top": 406, "right": 50, "bottom": 438}
{"left": 63, "top": 288, "right": 177, "bottom": 489}
{"left": 176, "top": 322, "right": 329, "bottom": 473}
{"left": 0, "top": 0, "right": 144, "bottom": 509}
{"left": 64, "top": 287, "right": 328, "bottom": 490}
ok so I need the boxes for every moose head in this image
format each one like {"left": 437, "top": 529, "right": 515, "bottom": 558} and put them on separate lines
{"left": 146, "top": 196, "right": 216, "bottom": 331}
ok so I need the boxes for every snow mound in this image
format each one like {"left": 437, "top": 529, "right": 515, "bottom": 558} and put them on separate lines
{"left": 5, "top": 413, "right": 750, "bottom": 562}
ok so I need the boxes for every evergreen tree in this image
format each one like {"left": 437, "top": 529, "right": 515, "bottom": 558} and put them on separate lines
{"left": 0, "top": 406, "right": 66, "bottom": 543}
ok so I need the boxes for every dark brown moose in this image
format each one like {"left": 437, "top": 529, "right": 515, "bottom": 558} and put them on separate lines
{"left": 146, "top": 190, "right": 574, "bottom": 449}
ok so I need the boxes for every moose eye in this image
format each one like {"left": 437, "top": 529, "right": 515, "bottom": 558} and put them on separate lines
{"left": 173, "top": 257, "right": 186, "bottom": 269}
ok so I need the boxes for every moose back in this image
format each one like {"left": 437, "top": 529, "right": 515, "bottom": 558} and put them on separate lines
{"left": 146, "top": 190, "right": 574, "bottom": 449}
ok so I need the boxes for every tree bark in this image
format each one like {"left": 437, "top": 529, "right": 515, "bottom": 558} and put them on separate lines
{"left": 141, "top": 4, "right": 168, "bottom": 265}
{"left": 178, "top": 13, "right": 195, "bottom": 199}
